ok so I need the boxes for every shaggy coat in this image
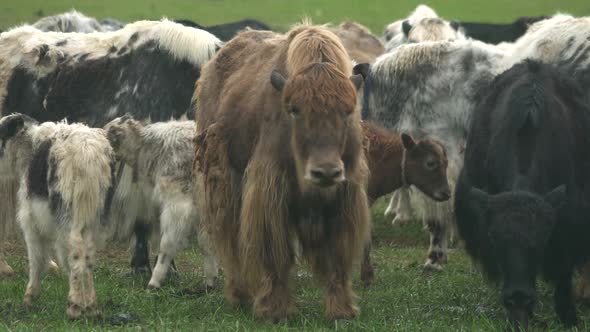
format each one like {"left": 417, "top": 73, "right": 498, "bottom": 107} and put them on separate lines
{"left": 0, "top": 113, "right": 114, "bottom": 319}
{"left": 363, "top": 39, "right": 509, "bottom": 270}
{"left": 455, "top": 60, "right": 590, "bottom": 328}
{"left": 0, "top": 19, "right": 221, "bottom": 275}
{"left": 103, "top": 116, "right": 218, "bottom": 288}
{"left": 32, "top": 10, "right": 124, "bottom": 33}
{"left": 331, "top": 22, "right": 385, "bottom": 64}
{"left": 194, "top": 25, "right": 369, "bottom": 321}
{"left": 383, "top": 5, "right": 465, "bottom": 52}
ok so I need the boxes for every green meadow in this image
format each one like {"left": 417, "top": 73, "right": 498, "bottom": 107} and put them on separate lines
{"left": 2, "top": 0, "right": 590, "bottom": 331}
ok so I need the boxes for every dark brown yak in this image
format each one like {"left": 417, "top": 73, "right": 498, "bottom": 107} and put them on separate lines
{"left": 360, "top": 122, "right": 451, "bottom": 284}
{"left": 194, "top": 25, "right": 369, "bottom": 321}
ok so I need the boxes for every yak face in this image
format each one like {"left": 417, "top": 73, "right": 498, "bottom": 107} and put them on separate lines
{"left": 103, "top": 114, "right": 143, "bottom": 164}
{"left": 468, "top": 185, "right": 566, "bottom": 330}
{"left": 0, "top": 113, "right": 36, "bottom": 156}
{"left": 402, "top": 18, "right": 463, "bottom": 43}
{"left": 271, "top": 62, "right": 363, "bottom": 188}
{"left": 402, "top": 134, "right": 450, "bottom": 201}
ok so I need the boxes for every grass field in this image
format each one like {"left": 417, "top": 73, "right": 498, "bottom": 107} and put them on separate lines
{"left": 1, "top": 0, "right": 590, "bottom": 33}
{"left": 2, "top": 0, "right": 590, "bottom": 331}
{"left": 1, "top": 200, "right": 590, "bottom": 331}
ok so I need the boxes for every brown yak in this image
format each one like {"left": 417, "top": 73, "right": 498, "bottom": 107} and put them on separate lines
{"left": 194, "top": 25, "right": 369, "bottom": 321}
{"left": 331, "top": 21, "right": 385, "bottom": 64}
{"left": 359, "top": 122, "right": 450, "bottom": 285}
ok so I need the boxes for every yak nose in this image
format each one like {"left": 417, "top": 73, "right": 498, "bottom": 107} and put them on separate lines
{"left": 307, "top": 165, "right": 345, "bottom": 186}
{"left": 434, "top": 186, "right": 451, "bottom": 201}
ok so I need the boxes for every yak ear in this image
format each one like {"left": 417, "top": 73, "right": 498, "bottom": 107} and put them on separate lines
{"left": 402, "top": 20, "right": 412, "bottom": 37}
{"left": 469, "top": 187, "right": 490, "bottom": 212}
{"left": 270, "top": 70, "right": 286, "bottom": 92}
{"left": 544, "top": 185, "right": 567, "bottom": 210}
{"left": 350, "top": 73, "right": 364, "bottom": 91}
{"left": 401, "top": 133, "right": 416, "bottom": 150}
{"left": 353, "top": 63, "right": 370, "bottom": 80}
{"left": 450, "top": 20, "right": 461, "bottom": 31}
{"left": 0, "top": 115, "right": 26, "bottom": 141}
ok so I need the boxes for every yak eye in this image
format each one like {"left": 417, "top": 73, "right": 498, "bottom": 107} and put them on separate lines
{"left": 290, "top": 107, "right": 300, "bottom": 118}
{"left": 425, "top": 160, "right": 438, "bottom": 170}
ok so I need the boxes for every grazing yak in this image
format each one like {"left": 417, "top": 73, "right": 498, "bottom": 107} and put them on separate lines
{"left": 194, "top": 25, "right": 369, "bottom": 321}
{"left": 359, "top": 121, "right": 450, "bottom": 284}
{"left": 383, "top": 5, "right": 465, "bottom": 52}
{"left": 330, "top": 22, "right": 385, "bottom": 64}
{"left": 362, "top": 39, "right": 509, "bottom": 270}
{"left": 0, "top": 19, "right": 221, "bottom": 276}
{"left": 450, "top": 16, "right": 548, "bottom": 45}
{"left": 103, "top": 116, "right": 218, "bottom": 289}
{"left": 174, "top": 18, "right": 272, "bottom": 41}
{"left": 0, "top": 113, "right": 114, "bottom": 319}
{"left": 455, "top": 60, "right": 590, "bottom": 328}
{"left": 32, "top": 10, "right": 124, "bottom": 33}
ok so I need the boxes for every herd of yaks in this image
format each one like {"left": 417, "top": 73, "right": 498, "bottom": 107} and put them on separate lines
{"left": 0, "top": 4, "right": 589, "bottom": 329}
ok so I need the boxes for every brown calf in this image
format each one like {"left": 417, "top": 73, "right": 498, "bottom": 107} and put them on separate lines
{"left": 360, "top": 121, "right": 450, "bottom": 285}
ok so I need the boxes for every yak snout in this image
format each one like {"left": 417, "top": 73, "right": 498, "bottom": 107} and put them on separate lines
{"left": 305, "top": 158, "right": 345, "bottom": 187}
{"left": 432, "top": 184, "right": 451, "bottom": 201}
{"left": 503, "top": 288, "right": 535, "bottom": 331}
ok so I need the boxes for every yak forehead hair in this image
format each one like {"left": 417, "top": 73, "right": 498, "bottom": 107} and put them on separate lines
{"left": 285, "top": 62, "right": 357, "bottom": 113}
{"left": 286, "top": 25, "right": 352, "bottom": 75}
{"left": 409, "top": 4, "right": 439, "bottom": 22}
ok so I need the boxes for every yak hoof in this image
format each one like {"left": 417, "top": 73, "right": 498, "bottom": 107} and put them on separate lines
{"left": 423, "top": 260, "right": 444, "bottom": 272}
{"left": 67, "top": 303, "right": 84, "bottom": 320}
{"left": 326, "top": 304, "right": 359, "bottom": 321}
{"left": 360, "top": 265, "right": 375, "bottom": 287}
{"left": 392, "top": 214, "right": 411, "bottom": 226}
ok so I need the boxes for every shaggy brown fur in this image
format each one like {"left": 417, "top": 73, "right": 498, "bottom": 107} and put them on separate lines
{"left": 194, "top": 25, "right": 369, "bottom": 322}
{"left": 359, "top": 122, "right": 450, "bottom": 285}
{"left": 331, "top": 21, "right": 385, "bottom": 64}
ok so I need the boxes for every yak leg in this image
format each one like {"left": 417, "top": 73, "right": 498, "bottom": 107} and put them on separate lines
{"left": 554, "top": 269, "right": 577, "bottom": 327}
{"left": 386, "top": 188, "right": 412, "bottom": 225}
{"left": 575, "top": 260, "right": 590, "bottom": 302}
{"left": 149, "top": 199, "right": 193, "bottom": 289}
{"left": 65, "top": 227, "right": 99, "bottom": 319}
{"left": 198, "top": 228, "right": 219, "bottom": 288}
{"left": 23, "top": 231, "right": 51, "bottom": 305}
{"left": 424, "top": 218, "right": 449, "bottom": 271}
{"left": 360, "top": 241, "right": 374, "bottom": 286}
{"left": 0, "top": 178, "right": 17, "bottom": 277}
{"left": 130, "top": 220, "right": 151, "bottom": 275}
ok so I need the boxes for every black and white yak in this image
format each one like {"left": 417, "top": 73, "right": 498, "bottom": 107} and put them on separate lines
{"left": 31, "top": 10, "right": 125, "bottom": 33}
{"left": 104, "top": 115, "right": 218, "bottom": 289}
{"left": 455, "top": 60, "right": 590, "bottom": 329}
{"left": 362, "top": 39, "right": 511, "bottom": 270}
{"left": 383, "top": 5, "right": 465, "bottom": 52}
{"left": 0, "top": 113, "right": 115, "bottom": 319}
{"left": 0, "top": 19, "right": 221, "bottom": 276}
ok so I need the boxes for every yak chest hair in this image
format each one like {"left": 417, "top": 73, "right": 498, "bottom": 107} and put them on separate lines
{"left": 292, "top": 189, "right": 343, "bottom": 247}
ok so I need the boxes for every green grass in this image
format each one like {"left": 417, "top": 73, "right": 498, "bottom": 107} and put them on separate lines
{"left": 1, "top": 199, "right": 590, "bottom": 331}
{"left": 1, "top": 0, "right": 590, "bottom": 34}
{"left": 2, "top": 0, "right": 590, "bottom": 330}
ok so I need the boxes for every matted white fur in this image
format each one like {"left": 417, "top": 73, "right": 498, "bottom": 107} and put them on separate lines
{"left": 0, "top": 114, "right": 113, "bottom": 318}
{"left": 104, "top": 116, "right": 218, "bottom": 288}
{"left": 0, "top": 19, "right": 221, "bottom": 107}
